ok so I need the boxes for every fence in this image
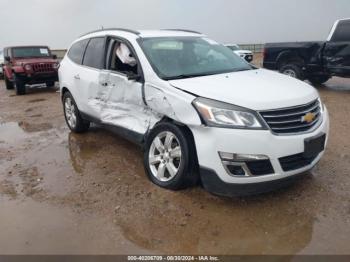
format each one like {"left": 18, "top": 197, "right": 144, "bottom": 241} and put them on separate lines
{"left": 238, "top": 44, "right": 264, "bottom": 53}
{"left": 51, "top": 49, "right": 67, "bottom": 60}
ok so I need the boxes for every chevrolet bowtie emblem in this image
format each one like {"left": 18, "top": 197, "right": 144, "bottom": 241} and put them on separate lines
{"left": 302, "top": 112, "right": 316, "bottom": 123}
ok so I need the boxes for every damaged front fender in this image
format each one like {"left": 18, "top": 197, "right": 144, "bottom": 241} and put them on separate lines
{"left": 144, "top": 83, "right": 202, "bottom": 129}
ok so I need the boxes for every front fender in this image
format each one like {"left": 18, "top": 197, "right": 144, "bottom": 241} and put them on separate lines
{"left": 12, "top": 66, "right": 25, "bottom": 74}
{"left": 3, "top": 66, "right": 14, "bottom": 79}
{"left": 144, "top": 82, "right": 202, "bottom": 128}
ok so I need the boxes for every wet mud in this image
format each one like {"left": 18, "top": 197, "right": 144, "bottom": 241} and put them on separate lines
{"left": 0, "top": 71, "right": 350, "bottom": 255}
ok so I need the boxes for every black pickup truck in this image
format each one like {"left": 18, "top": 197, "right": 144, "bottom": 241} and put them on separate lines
{"left": 263, "top": 18, "right": 350, "bottom": 85}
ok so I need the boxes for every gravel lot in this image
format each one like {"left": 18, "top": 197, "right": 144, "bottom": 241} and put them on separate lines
{"left": 0, "top": 61, "right": 350, "bottom": 254}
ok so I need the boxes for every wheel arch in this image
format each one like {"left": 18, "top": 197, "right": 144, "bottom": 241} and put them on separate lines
{"left": 144, "top": 116, "right": 199, "bottom": 171}
{"left": 276, "top": 51, "right": 305, "bottom": 69}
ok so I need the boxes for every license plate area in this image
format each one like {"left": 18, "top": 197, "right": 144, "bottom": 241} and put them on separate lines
{"left": 304, "top": 133, "right": 326, "bottom": 159}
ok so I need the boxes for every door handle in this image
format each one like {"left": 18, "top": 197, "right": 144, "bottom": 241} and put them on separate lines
{"left": 74, "top": 74, "right": 80, "bottom": 80}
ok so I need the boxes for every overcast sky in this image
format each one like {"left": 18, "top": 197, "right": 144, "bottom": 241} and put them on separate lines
{"left": 0, "top": 0, "right": 349, "bottom": 49}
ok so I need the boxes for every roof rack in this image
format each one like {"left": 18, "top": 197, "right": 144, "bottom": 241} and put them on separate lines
{"left": 162, "top": 29, "right": 202, "bottom": 34}
{"left": 80, "top": 28, "right": 140, "bottom": 37}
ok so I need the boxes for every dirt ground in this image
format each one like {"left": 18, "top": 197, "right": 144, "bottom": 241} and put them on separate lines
{"left": 0, "top": 61, "right": 350, "bottom": 255}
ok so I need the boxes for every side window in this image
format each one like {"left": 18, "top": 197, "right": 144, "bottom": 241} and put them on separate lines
{"left": 83, "top": 38, "right": 105, "bottom": 69}
{"left": 331, "top": 20, "right": 350, "bottom": 42}
{"left": 109, "top": 41, "right": 138, "bottom": 75}
{"left": 67, "top": 39, "right": 89, "bottom": 64}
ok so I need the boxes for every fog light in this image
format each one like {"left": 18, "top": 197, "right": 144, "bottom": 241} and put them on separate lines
{"left": 219, "top": 152, "right": 272, "bottom": 177}
{"left": 227, "top": 164, "right": 246, "bottom": 176}
{"left": 219, "top": 152, "right": 268, "bottom": 161}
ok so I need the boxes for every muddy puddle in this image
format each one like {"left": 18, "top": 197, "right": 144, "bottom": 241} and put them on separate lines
{"left": 0, "top": 122, "right": 29, "bottom": 144}
{"left": 0, "top": 79, "right": 350, "bottom": 255}
{"left": 0, "top": 198, "right": 150, "bottom": 255}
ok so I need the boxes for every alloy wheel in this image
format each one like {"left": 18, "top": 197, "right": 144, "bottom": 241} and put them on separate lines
{"left": 149, "top": 131, "right": 182, "bottom": 182}
{"left": 64, "top": 97, "right": 77, "bottom": 129}
{"left": 283, "top": 69, "right": 297, "bottom": 78}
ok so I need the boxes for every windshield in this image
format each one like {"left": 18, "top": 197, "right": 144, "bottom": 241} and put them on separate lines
{"left": 227, "top": 45, "right": 240, "bottom": 51}
{"left": 139, "top": 37, "right": 252, "bottom": 80}
{"left": 12, "top": 47, "right": 51, "bottom": 58}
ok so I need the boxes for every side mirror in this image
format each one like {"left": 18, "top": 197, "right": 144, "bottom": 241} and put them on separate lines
{"left": 52, "top": 54, "right": 57, "bottom": 59}
{"left": 5, "top": 56, "right": 10, "bottom": 62}
{"left": 127, "top": 72, "right": 141, "bottom": 81}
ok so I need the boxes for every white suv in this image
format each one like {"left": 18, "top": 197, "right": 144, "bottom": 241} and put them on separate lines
{"left": 225, "top": 44, "right": 253, "bottom": 63}
{"left": 59, "top": 28, "right": 329, "bottom": 196}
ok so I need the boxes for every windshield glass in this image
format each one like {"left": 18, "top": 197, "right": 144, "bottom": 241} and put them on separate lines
{"left": 12, "top": 47, "right": 50, "bottom": 58}
{"left": 139, "top": 37, "right": 252, "bottom": 80}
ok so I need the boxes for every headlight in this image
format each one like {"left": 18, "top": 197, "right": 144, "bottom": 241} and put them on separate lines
{"left": 52, "top": 62, "right": 60, "bottom": 69}
{"left": 24, "top": 64, "right": 32, "bottom": 71}
{"left": 318, "top": 98, "right": 324, "bottom": 113}
{"left": 192, "top": 97, "right": 267, "bottom": 129}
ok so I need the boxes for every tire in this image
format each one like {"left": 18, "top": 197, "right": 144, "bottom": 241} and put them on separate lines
{"left": 46, "top": 81, "right": 55, "bottom": 87}
{"left": 14, "top": 74, "right": 26, "bottom": 95}
{"left": 279, "top": 64, "right": 304, "bottom": 80}
{"left": 4, "top": 74, "right": 14, "bottom": 90}
{"left": 308, "top": 75, "right": 331, "bottom": 85}
{"left": 63, "top": 92, "right": 90, "bottom": 133}
{"left": 144, "top": 122, "right": 198, "bottom": 190}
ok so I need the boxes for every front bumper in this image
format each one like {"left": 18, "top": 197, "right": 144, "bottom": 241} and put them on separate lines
{"left": 191, "top": 107, "right": 330, "bottom": 196}
{"left": 17, "top": 72, "right": 58, "bottom": 84}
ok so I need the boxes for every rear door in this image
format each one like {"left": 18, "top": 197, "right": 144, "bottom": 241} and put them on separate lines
{"left": 324, "top": 19, "right": 350, "bottom": 76}
{"left": 79, "top": 37, "right": 107, "bottom": 118}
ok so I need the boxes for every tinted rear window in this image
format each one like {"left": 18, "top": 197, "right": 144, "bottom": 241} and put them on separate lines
{"left": 331, "top": 20, "right": 350, "bottom": 42}
{"left": 68, "top": 39, "right": 89, "bottom": 64}
{"left": 83, "top": 38, "right": 105, "bottom": 69}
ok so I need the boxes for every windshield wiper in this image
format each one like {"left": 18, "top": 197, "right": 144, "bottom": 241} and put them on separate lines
{"left": 164, "top": 73, "right": 214, "bottom": 80}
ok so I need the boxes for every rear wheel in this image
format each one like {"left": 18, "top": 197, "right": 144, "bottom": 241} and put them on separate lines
{"left": 4, "top": 74, "right": 14, "bottom": 90}
{"left": 14, "top": 74, "right": 26, "bottom": 95}
{"left": 144, "top": 122, "right": 198, "bottom": 190}
{"left": 279, "top": 64, "right": 304, "bottom": 80}
{"left": 63, "top": 92, "right": 90, "bottom": 133}
{"left": 308, "top": 75, "right": 331, "bottom": 85}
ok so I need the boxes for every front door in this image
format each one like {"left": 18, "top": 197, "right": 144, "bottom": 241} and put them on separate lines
{"left": 96, "top": 38, "right": 152, "bottom": 135}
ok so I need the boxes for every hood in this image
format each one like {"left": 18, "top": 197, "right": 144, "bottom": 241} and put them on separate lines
{"left": 169, "top": 69, "right": 318, "bottom": 111}
{"left": 13, "top": 58, "right": 57, "bottom": 65}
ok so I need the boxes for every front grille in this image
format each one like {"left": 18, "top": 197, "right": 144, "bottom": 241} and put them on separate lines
{"left": 279, "top": 153, "right": 318, "bottom": 172}
{"left": 32, "top": 63, "right": 53, "bottom": 73}
{"left": 246, "top": 160, "right": 274, "bottom": 176}
{"left": 260, "top": 99, "right": 321, "bottom": 134}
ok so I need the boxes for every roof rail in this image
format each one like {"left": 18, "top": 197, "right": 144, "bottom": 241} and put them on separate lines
{"left": 80, "top": 28, "right": 140, "bottom": 37}
{"left": 162, "top": 29, "right": 202, "bottom": 34}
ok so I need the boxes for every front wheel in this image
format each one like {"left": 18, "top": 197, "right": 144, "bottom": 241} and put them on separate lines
{"left": 14, "top": 74, "right": 26, "bottom": 95}
{"left": 144, "top": 122, "right": 198, "bottom": 190}
{"left": 63, "top": 92, "right": 90, "bottom": 133}
{"left": 279, "top": 64, "right": 304, "bottom": 80}
{"left": 4, "top": 74, "right": 14, "bottom": 90}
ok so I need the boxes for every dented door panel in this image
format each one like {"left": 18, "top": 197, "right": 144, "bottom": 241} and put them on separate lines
{"left": 94, "top": 72, "right": 161, "bottom": 134}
